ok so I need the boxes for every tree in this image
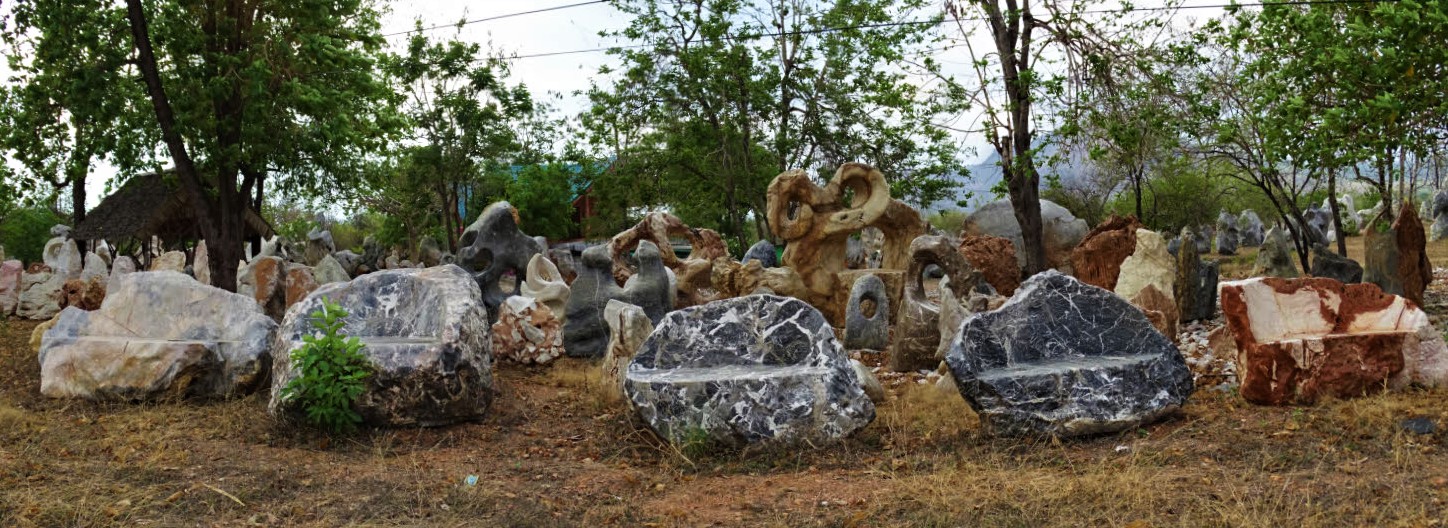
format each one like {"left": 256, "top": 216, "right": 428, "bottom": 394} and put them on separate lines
{"left": 583, "top": 0, "right": 964, "bottom": 250}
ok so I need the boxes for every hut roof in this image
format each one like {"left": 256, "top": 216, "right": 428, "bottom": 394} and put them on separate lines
{"left": 72, "top": 172, "right": 274, "bottom": 242}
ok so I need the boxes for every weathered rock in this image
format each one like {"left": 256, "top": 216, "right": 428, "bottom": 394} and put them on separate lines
{"left": 1128, "top": 284, "right": 1178, "bottom": 341}
{"left": 38, "top": 271, "right": 276, "bottom": 400}
{"left": 1252, "top": 227, "right": 1300, "bottom": 278}
{"left": 743, "top": 239, "right": 778, "bottom": 268}
{"left": 0, "top": 260, "right": 22, "bottom": 316}
{"left": 109, "top": 256, "right": 137, "bottom": 285}
{"left": 1303, "top": 205, "right": 1331, "bottom": 245}
{"left": 1216, "top": 211, "right": 1239, "bottom": 255}
{"left": 765, "top": 163, "right": 927, "bottom": 325}
{"left": 1220, "top": 277, "right": 1448, "bottom": 405}
{"left": 1393, "top": 203, "right": 1432, "bottom": 306}
{"left": 600, "top": 300, "right": 653, "bottom": 404}
{"left": 1174, "top": 227, "right": 1200, "bottom": 322}
{"left": 81, "top": 252, "right": 108, "bottom": 286}
{"left": 284, "top": 265, "right": 319, "bottom": 307}
{"left": 936, "top": 273, "right": 1001, "bottom": 361}
{"left": 1431, "top": 191, "right": 1448, "bottom": 242}
{"left": 193, "top": 241, "right": 210, "bottom": 285}
{"left": 457, "top": 201, "right": 542, "bottom": 322}
{"left": 491, "top": 295, "right": 564, "bottom": 365}
{"left": 836, "top": 269, "right": 904, "bottom": 324}
{"left": 314, "top": 254, "right": 350, "bottom": 285}
{"left": 852, "top": 359, "right": 886, "bottom": 405}
{"left": 1192, "top": 261, "right": 1220, "bottom": 322}
{"left": 30, "top": 313, "right": 59, "bottom": 353}
{"left": 42, "top": 237, "right": 82, "bottom": 280}
{"left": 609, "top": 211, "right": 729, "bottom": 286}
{"left": 304, "top": 228, "right": 335, "bottom": 266}
{"left": 520, "top": 253, "right": 570, "bottom": 321}
{"left": 962, "top": 199, "right": 1088, "bottom": 272}
{"left": 1115, "top": 229, "right": 1176, "bottom": 305}
{"left": 60, "top": 278, "right": 106, "bottom": 311}
{"left": 238, "top": 256, "right": 287, "bottom": 321}
{"left": 50, "top": 224, "right": 71, "bottom": 237}
{"left": 269, "top": 265, "right": 493, "bottom": 427}
{"left": 333, "top": 250, "right": 363, "bottom": 277}
{"left": 843, "top": 274, "right": 889, "bottom": 350}
{"left": 944, "top": 271, "right": 1195, "bottom": 437}
{"left": 1070, "top": 215, "right": 1142, "bottom": 291}
{"left": 624, "top": 295, "right": 876, "bottom": 446}
{"left": 17, "top": 270, "right": 64, "bottom": 320}
{"left": 890, "top": 235, "right": 981, "bottom": 372}
{"left": 1310, "top": 245, "right": 1363, "bottom": 284}
{"left": 255, "top": 236, "right": 285, "bottom": 260}
{"left": 562, "top": 242, "right": 673, "bottom": 358}
{"left": 958, "top": 234, "right": 1020, "bottom": 296}
{"left": 418, "top": 237, "right": 443, "bottom": 268}
{"left": 150, "top": 251, "right": 186, "bottom": 273}
{"left": 361, "top": 236, "right": 384, "bottom": 271}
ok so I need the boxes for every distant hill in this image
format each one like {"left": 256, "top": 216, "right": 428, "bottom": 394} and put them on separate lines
{"left": 925, "top": 141, "right": 1083, "bottom": 214}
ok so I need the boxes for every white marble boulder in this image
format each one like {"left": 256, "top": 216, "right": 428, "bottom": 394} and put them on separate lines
{"left": 520, "top": 253, "right": 570, "bottom": 320}
{"left": 17, "top": 269, "right": 64, "bottom": 320}
{"left": 945, "top": 271, "right": 1194, "bottom": 437}
{"left": 624, "top": 295, "right": 876, "bottom": 447}
{"left": 37, "top": 271, "right": 276, "bottom": 400}
{"left": 268, "top": 265, "right": 493, "bottom": 427}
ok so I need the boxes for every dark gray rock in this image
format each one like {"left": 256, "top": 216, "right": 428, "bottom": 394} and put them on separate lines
{"left": 304, "top": 228, "right": 334, "bottom": 266}
{"left": 624, "top": 294, "right": 875, "bottom": 446}
{"left": 418, "top": 237, "right": 443, "bottom": 267}
{"left": 846, "top": 237, "right": 865, "bottom": 269}
{"left": 890, "top": 235, "right": 981, "bottom": 372}
{"left": 1238, "top": 210, "right": 1265, "bottom": 247}
{"left": 743, "top": 240, "right": 778, "bottom": 268}
{"left": 1252, "top": 227, "right": 1300, "bottom": 278}
{"left": 1432, "top": 191, "right": 1448, "bottom": 242}
{"left": 361, "top": 236, "right": 383, "bottom": 272}
{"left": 1193, "top": 226, "right": 1211, "bottom": 254}
{"left": 562, "top": 241, "right": 673, "bottom": 358}
{"left": 1400, "top": 417, "right": 1437, "bottom": 435}
{"left": 944, "top": 271, "right": 1194, "bottom": 437}
{"left": 457, "top": 201, "right": 542, "bottom": 322}
{"left": 1216, "top": 211, "right": 1239, "bottom": 255}
{"left": 1303, "top": 205, "right": 1331, "bottom": 245}
{"left": 843, "top": 274, "right": 889, "bottom": 350}
{"left": 50, "top": 224, "right": 72, "bottom": 238}
{"left": 333, "top": 250, "right": 363, "bottom": 276}
{"left": 269, "top": 265, "right": 493, "bottom": 427}
{"left": 1166, "top": 236, "right": 1182, "bottom": 256}
{"left": 1191, "top": 261, "right": 1219, "bottom": 321}
{"left": 1310, "top": 245, "right": 1363, "bottom": 284}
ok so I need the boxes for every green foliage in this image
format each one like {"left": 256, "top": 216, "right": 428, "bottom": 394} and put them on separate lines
{"left": 1105, "top": 159, "right": 1228, "bottom": 234}
{"left": 280, "top": 299, "right": 373, "bottom": 435}
{"left": 504, "top": 164, "right": 578, "bottom": 241}
{"left": 927, "top": 211, "right": 968, "bottom": 236}
{"left": 0, "top": 206, "right": 68, "bottom": 264}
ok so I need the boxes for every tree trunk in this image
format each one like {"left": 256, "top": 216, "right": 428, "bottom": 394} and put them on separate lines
{"left": 70, "top": 172, "right": 86, "bottom": 226}
{"left": 1327, "top": 169, "right": 1347, "bottom": 256}
{"left": 1132, "top": 171, "right": 1143, "bottom": 221}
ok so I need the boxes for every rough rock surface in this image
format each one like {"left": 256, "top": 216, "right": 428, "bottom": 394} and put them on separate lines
{"left": 1393, "top": 203, "right": 1432, "bottom": 306}
{"left": 457, "top": 201, "right": 542, "bottom": 322}
{"left": 0, "top": 260, "right": 21, "bottom": 315}
{"left": 333, "top": 250, "right": 363, "bottom": 277}
{"left": 1310, "top": 245, "right": 1363, "bottom": 284}
{"left": 491, "top": 296, "right": 564, "bottom": 365}
{"left": 889, "top": 235, "right": 980, "bottom": 372}
{"left": 1129, "top": 284, "right": 1179, "bottom": 341}
{"left": 109, "top": 256, "right": 137, "bottom": 285}
{"left": 269, "top": 265, "right": 493, "bottom": 427}
{"left": 624, "top": 295, "right": 875, "bottom": 446}
{"left": 1070, "top": 215, "right": 1142, "bottom": 291}
{"left": 304, "top": 228, "right": 335, "bottom": 266}
{"left": 962, "top": 199, "right": 1088, "bottom": 272}
{"left": 957, "top": 234, "right": 1020, "bottom": 296}
{"left": 1174, "top": 227, "right": 1200, "bottom": 322}
{"left": 238, "top": 256, "right": 287, "bottom": 321}
{"left": 1253, "top": 227, "right": 1301, "bottom": 278}
{"left": 944, "top": 271, "right": 1195, "bottom": 437}
{"left": 17, "top": 270, "right": 64, "bottom": 320}
{"left": 608, "top": 211, "right": 729, "bottom": 286}
{"left": 1219, "top": 277, "right": 1448, "bottom": 405}
{"left": 314, "top": 254, "right": 350, "bottom": 284}
{"left": 600, "top": 300, "right": 653, "bottom": 404}
{"left": 1238, "top": 211, "right": 1265, "bottom": 247}
{"left": 1432, "top": 191, "right": 1448, "bottom": 242}
{"left": 520, "top": 253, "right": 570, "bottom": 320}
{"left": 1216, "top": 211, "right": 1239, "bottom": 255}
{"left": 42, "top": 237, "right": 82, "bottom": 280}
{"left": 1191, "top": 262, "right": 1220, "bottom": 322}
{"left": 563, "top": 242, "right": 673, "bottom": 358}
{"left": 1115, "top": 229, "right": 1176, "bottom": 305}
{"left": 150, "top": 251, "right": 186, "bottom": 273}
{"left": 843, "top": 274, "right": 889, "bottom": 350}
{"left": 418, "top": 237, "right": 443, "bottom": 268}
{"left": 192, "top": 241, "right": 210, "bottom": 285}
{"left": 60, "top": 278, "right": 106, "bottom": 311}
{"left": 38, "top": 271, "right": 276, "bottom": 400}
{"left": 743, "top": 240, "right": 778, "bottom": 268}
{"left": 81, "top": 252, "right": 109, "bottom": 286}
{"left": 284, "top": 265, "right": 319, "bottom": 306}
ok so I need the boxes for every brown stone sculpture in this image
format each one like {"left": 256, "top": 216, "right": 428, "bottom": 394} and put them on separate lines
{"left": 888, "top": 235, "right": 981, "bottom": 372}
{"left": 957, "top": 234, "right": 1020, "bottom": 295}
{"left": 1393, "top": 203, "right": 1433, "bottom": 306}
{"left": 59, "top": 278, "right": 106, "bottom": 311}
{"left": 764, "top": 163, "right": 926, "bottom": 324}
{"left": 608, "top": 211, "right": 730, "bottom": 307}
{"left": 1070, "top": 215, "right": 1143, "bottom": 291}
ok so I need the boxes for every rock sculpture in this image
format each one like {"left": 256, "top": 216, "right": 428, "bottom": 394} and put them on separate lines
{"left": 944, "top": 271, "right": 1195, "bottom": 437}
{"left": 1216, "top": 211, "right": 1239, "bottom": 255}
{"left": 314, "top": 254, "right": 350, "bottom": 284}
{"left": 958, "top": 234, "right": 1020, "bottom": 296}
{"left": 961, "top": 199, "right": 1088, "bottom": 272}
{"left": 608, "top": 211, "right": 728, "bottom": 287}
{"left": 491, "top": 295, "right": 564, "bottom": 365}
{"left": 843, "top": 274, "right": 889, "bottom": 350}
{"left": 743, "top": 239, "right": 778, "bottom": 268}
{"left": 1431, "top": 191, "right": 1448, "bottom": 242}
{"left": 889, "top": 235, "right": 981, "bottom": 372}
{"left": 38, "top": 271, "right": 276, "bottom": 400}
{"left": 624, "top": 295, "right": 875, "bottom": 446}
{"left": 1115, "top": 229, "right": 1176, "bottom": 305}
{"left": 1220, "top": 277, "right": 1448, "bottom": 405}
{"left": 520, "top": 253, "right": 570, "bottom": 320}
{"left": 304, "top": 228, "right": 335, "bottom": 266}
{"left": 238, "top": 256, "right": 287, "bottom": 321}
{"left": 456, "top": 201, "right": 543, "bottom": 321}
{"left": 562, "top": 242, "right": 673, "bottom": 358}
{"left": 600, "top": 300, "right": 652, "bottom": 404}
{"left": 1252, "top": 227, "right": 1300, "bottom": 278}
{"left": 1069, "top": 215, "right": 1143, "bottom": 291}
{"left": 42, "top": 237, "right": 82, "bottom": 280}
{"left": 1238, "top": 210, "right": 1265, "bottom": 247}
{"left": 0, "top": 260, "right": 20, "bottom": 316}
{"left": 764, "top": 163, "right": 926, "bottom": 324}
{"left": 269, "top": 265, "right": 493, "bottom": 427}
{"left": 193, "top": 241, "right": 210, "bottom": 285}
{"left": 1310, "top": 245, "right": 1363, "bottom": 284}
{"left": 1174, "top": 227, "right": 1200, "bottom": 322}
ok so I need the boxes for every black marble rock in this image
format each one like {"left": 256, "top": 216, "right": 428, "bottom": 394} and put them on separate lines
{"left": 743, "top": 239, "right": 778, "bottom": 268}
{"left": 456, "top": 201, "right": 542, "bottom": 322}
{"left": 944, "top": 271, "right": 1194, "bottom": 437}
{"left": 1310, "top": 245, "right": 1363, "bottom": 284}
{"left": 624, "top": 295, "right": 875, "bottom": 446}
{"left": 843, "top": 274, "right": 889, "bottom": 350}
{"left": 1191, "top": 261, "right": 1219, "bottom": 321}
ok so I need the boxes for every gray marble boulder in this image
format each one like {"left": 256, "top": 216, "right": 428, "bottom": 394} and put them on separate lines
{"left": 843, "top": 274, "right": 889, "bottom": 350}
{"left": 457, "top": 201, "right": 542, "bottom": 322}
{"left": 1310, "top": 245, "right": 1363, "bottom": 284}
{"left": 1193, "top": 226, "right": 1211, "bottom": 254}
{"left": 944, "top": 271, "right": 1194, "bottom": 437}
{"left": 1432, "top": 191, "right": 1448, "bottom": 242}
{"left": 1252, "top": 227, "right": 1300, "bottom": 278}
{"left": 304, "top": 228, "right": 335, "bottom": 266}
{"left": 743, "top": 239, "right": 778, "bottom": 268}
{"left": 624, "top": 295, "right": 876, "bottom": 446}
{"left": 1189, "top": 261, "right": 1219, "bottom": 322}
{"left": 269, "top": 265, "right": 493, "bottom": 427}
{"left": 1303, "top": 205, "right": 1330, "bottom": 245}
{"left": 1216, "top": 212, "right": 1239, "bottom": 255}
{"left": 1238, "top": 210, "right": 1264, "bottom": 247}
{"left": 563, "top": 241, "right": 673, "bottom": 358}
{"left": 39, "top": 271, "right": 276, "bottom": 400}
{"left": 1166, "top": 236, "right": 1182, "bottom": 256}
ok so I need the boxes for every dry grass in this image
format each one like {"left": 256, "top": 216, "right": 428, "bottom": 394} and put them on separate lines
{"left": 4, "top": 276, "right": 1448, "bottom": 526}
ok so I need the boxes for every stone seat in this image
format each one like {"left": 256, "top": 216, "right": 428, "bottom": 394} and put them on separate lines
{"left": 1219, "top": 277, "right": 1448, "bottom": 405}
{"left": 624, "top": 295, "right": 875, "bottom": 447}
{"left": 945, "top": 271, "right": 1194, "bottom": 438}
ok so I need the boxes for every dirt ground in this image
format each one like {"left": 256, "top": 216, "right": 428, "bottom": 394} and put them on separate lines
{"left": 3, "top": 236, "right": 1448, "bottom": 527}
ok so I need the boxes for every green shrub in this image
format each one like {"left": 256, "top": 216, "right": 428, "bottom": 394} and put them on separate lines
{"left": 0, "top": 206, "right": 68, "bottom": 264}
{"left": 280, "top": 299, "right": 373, "bottom": 434}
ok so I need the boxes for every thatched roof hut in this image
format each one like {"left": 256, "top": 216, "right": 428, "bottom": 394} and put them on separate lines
{"left": 73, "top": 172, "right": 274, "bottom": 243}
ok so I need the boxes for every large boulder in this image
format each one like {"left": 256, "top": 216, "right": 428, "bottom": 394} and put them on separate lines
{"left": 1310, "top": 245, "right": 1363, "bottom": 284}
{"left": 843, "top": 274, "right": 889, "bottom": 351}
{"left": 418, "top": 237, "right": 443, "bottom": 268}
{"left": 1220, "top": 277, "right": 1448, "bottom": 405}
{"left": 519, "top": 253, "right": 569, "bottom": 320}
{"left": 944, "top": 271, "right": 1194, "bottom": 437}
{"left": 1238, "top": 211, "right": 1265, "bottom": 247}
{"left": 304, "top": 228, "right": 335, "bottom": 266}
{"left": 562, "top": 242, "right": 672, "bottom": 358}
{"left": 38, "top": 271, "right": 276, "bottom": 400}
{"left": 314, "top": 254, "right": 351, "bottom": 285}
{"left": 1393, "top": 203, "right": 1433, "bottom": 306}
{"left": 42, "top": 237, "right": 82, "bottom": 280}
{"left": 269, "top": 265, "right": 493, "bottom": 427}
{"left": 624, "top": 295, "right": 876, "bottom": 446}
{"left": 1303, "top": 205, "right": 1331, "bottom": 245}
{"left": 958, "top": 234, "right": 1020, "bottom": 296}
{"left": 0, "top": 260, "right": 21, "bottom": 316}
{"left": 491, "top": 295, "right": 564, "bottom": 365}
{"left": 1216, "top": 211, "right": 1239, "bottom": 255}
{"left": 1252, "top": 227, "right": 1300, "bottom": 278}
{"left": 81, "top": 252, "right": 109, "bottom": 287}
{"left": 150, "top": 251, "right": 186, "bottom": 273}
{"left": 333, "top": 250, "right": 363, "bottom": 277}
{"left": 193, "top": 241, "right": 210, "bottom": 285}
{"left": 109, "top": 256, "right": 137, "bottom": 285}
{"left": 743, "top": 239, "right": 778, "bottom": 268}
{"left": 889, "top": 235, "right": 981, "bottom": 372}
{"left": 1069, "top": 215, "right": 1142, "bottom": 291}
{"left": 284, "top": 265, "right": 319, "bottom": 306}
{"left": 456, "top": 201, "right": 542, "bottom": 321}
{"left": 1431, "top": 191, "right": 1448, "bottom": 242}
{"left": 60, "top": 277, "right": 106, "bottom": 311}
{"left": 1174, "top": 227, "right": 1200, "bottom": 322}
{"left": 1128, "top": 284, "right": 1178, "bottom": 341}
{"left": 238, "top": 256, "right": 287, "bottom": 321}
{"left": 1114, "top": 229, "right": 1175, "bottom": 305}
{"left": 17, "top": 270, "right": 64, "bottom": 320}
{"left": 961, "top": 199, "right": 1088, "bottom": 273}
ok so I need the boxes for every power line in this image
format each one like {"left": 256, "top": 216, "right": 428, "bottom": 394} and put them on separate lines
{"left": 381, "top": 0, "right": 609, "bottom": 38}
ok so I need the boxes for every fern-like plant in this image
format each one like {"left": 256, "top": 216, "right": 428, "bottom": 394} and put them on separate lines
{"left": 280, "top": 298, "right": 373, "bottom": 434}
